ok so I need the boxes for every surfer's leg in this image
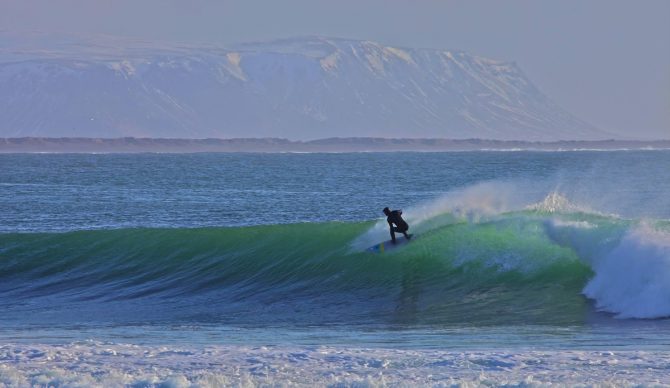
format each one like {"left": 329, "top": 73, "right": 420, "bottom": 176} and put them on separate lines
{"left": 391, "top": 227, "right": 402, "bottom": 243}
{"left": 394, "top": 227, "right": 411, "bottom": 240}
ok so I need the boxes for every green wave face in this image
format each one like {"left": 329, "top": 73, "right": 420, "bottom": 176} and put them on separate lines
{"left": 0, "top": 211, "right": 662, "bottom": 327}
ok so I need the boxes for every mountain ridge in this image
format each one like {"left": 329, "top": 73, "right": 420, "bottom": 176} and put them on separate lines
{"left": 0, "top": 35, "right": 607, "bottom": 140}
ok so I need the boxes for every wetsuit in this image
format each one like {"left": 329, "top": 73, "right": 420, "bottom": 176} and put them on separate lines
{"left": 386, "top": 210, "right": 409, "bottom": 243}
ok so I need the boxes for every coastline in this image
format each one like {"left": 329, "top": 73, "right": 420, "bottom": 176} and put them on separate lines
{"left": 1, "top": 137, "right": 669, "bottom": 153}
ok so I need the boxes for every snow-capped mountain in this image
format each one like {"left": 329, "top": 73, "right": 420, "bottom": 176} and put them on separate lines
{"left": 0, "top": 35, "right": 604, "bottom": 140}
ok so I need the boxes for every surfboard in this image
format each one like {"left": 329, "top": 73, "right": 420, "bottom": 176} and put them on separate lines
{"left": 366, "top": 235, "right": 413, "bottom": 253}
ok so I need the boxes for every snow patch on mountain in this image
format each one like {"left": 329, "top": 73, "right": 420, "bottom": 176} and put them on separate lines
{"left": 225, "top": 52, "right": 246, "bottom": 80}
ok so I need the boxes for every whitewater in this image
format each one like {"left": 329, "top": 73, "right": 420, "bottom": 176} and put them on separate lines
{"left": 1, "top": 151, "right": 669, "bottom": 386}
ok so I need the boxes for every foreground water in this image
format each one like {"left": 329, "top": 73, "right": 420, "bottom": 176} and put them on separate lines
{"left": 1, "top": 151, "right": 669, "bottom": 386}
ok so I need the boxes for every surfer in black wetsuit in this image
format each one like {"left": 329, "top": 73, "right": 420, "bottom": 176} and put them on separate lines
{"left": 383, "top": 207, "right": 411, "bottom": 244}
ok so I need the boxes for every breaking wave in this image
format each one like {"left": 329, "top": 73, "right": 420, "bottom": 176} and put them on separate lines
{"left": 1, "top": 191, "right": 669, "bottom": 327}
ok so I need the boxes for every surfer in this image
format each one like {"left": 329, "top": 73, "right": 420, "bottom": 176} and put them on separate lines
{"left": 383, "top": 207, "right": 411, "bottom": 244}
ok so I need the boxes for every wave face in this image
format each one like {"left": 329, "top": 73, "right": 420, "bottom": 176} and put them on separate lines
{"left": 2, "top": 195, "right": 668, "bottom": 327}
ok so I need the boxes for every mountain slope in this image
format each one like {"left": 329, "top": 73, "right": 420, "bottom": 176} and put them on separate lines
{"left": 0, "top": 36, "right": 604, "bottom": 140}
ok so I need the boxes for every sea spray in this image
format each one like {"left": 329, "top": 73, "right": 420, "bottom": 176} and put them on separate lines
{"left": 352, "top": 181, "right": 531, "bottom": 250}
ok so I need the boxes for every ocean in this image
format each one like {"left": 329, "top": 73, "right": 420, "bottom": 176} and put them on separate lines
{"left": 1, "top": 151, "right": 669, "bottom": 386}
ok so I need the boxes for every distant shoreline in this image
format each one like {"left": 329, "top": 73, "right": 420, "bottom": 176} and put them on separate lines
{"left": 1, "top": 137, "right": 669, "bottom": 153}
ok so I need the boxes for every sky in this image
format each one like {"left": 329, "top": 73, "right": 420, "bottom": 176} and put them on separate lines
{"left": 1, "top": 0, "right": 668, "bottom": 139}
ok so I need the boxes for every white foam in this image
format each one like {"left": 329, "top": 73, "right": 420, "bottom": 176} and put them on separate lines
{"left": 1, "top": 342, "right": 669, "bottom": 387}
{"left": 583, "top": 224, "right": 670, "bottom": 319}
{"left": 546, "top": 218, "right": 670, "bottom": 319}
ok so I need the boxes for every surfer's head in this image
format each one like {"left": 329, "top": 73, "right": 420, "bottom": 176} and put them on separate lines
{"left": 383, "top": 207, "right": 391, "bottom": 216}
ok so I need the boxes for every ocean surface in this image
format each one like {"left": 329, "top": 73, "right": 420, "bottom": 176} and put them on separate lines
{"left": 1, "top": 151, "right": 669, "bottom": 386}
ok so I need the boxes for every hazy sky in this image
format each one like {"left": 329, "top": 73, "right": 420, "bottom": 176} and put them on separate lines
{"left": 2, "top": 0, "right": 668, "bottom": 138}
